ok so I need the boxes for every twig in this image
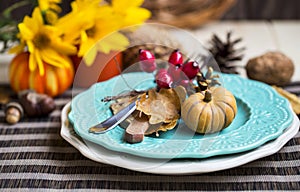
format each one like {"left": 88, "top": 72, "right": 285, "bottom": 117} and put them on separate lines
{"left": 101, "top": 90, "right": 147, "bottom": 102}
{"left": 2, "top": 1, "right": 30, "bottom": 18}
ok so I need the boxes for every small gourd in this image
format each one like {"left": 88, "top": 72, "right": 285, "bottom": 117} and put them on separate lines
{"left": 181, "top": 87, "right": 237, "bottom": 134}
{"left": 9, "top": 52, "right": 74, "bottom": 97}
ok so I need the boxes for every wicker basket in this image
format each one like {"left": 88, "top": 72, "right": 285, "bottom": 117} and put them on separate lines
{"left": 143, "top": 0, "right": 236, "bottom": 28}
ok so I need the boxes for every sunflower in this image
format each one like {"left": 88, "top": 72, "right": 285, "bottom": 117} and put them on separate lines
{"left": 38, "top": 0, "right": 62, "bottom": 24}
{"left": 80, "top": 22, "right": 130, "bottom": 66}
{"left": 80, "top": 0, "right": 151, "bottom": 65}
{"left": 14, "top": 7, "right": 76, "bottom": 75}
{"left": 38, "top": 0, "right": 62, "bottom": 13}
{"left": 56, "top": 0, "right": 150, "bottom": 66}
{"left": 111, "top": 0, "right": 151, "bottom": 27}
{"left": 55, "top": 0, "right": 101, "bottom": 44}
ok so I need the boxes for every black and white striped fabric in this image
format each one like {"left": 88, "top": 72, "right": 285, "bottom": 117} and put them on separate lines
{"left": 0, "top": 83, "right": 299, "bottom": 191}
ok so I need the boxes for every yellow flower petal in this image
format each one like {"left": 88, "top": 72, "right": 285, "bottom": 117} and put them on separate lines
{"left": 123, "top": 8, "right": 151, "bottom": 26}
{"left": 56, "top": 11, "right": 95, "bottom": 43}
{"left": 89, "top": 17, "right": 121, "bottom": 42}
{"left": 112, "top": 0, "right": 144, "bottom": 11}
{"left": 27, "top": 41, "right": 35, "bottom": 53}
{"left": 18, "top": 23, "right": 34, "bottom": 40}
{"left": 9, "top": 44, "right": 25, "bottom": 54}
{"left": 41, "top": 54, "right": 65, "bottom": 68}
{"left": 40, "top": 49, "right": 67, "bottom": 68}
{"left": 29, "top": 52, "right": 37, "bottom": 72}
{"left": 95, "top": 6, "right": 113, "bottom": 19}
{"left": 38, "top": 0, "right": 61, "bottom": 12}
{"left": 49, "top": 4, "right": 62, "bottom": 13}
{"left": 51, "top": 38, "right": 77, "bottom": 55}
{"left": 97, "top": 32, "right": 129, "bottom": 54}
{"left": 70, "top": 1, "right": 79, "bottom": 11}
{"left": 78, "top": 38, "right": 95, "bottom": 57}
{"left": 81, "top": 31, "right": 88, "bottom": 42}
{"left": 45, "top": 10, "right": 59, "bottom": 24}
{"left": 32, "top": 8, "right": 44, "bottom": 25}
{"left": 34, "top": 50, "right": 45, "bottom": 76}
{"left": 23, "top": 16, "right": 38, "bottom": 35}
{"left": 52, "top": 0, "right": 61, "bottom": 3}
{"left": 110, "top": 0, "right": 150, "bottom": 29}
{"left": 38, "top": 0, "right": 48, "bottom": 11}
{"left": 55, "top": 0, "right": 100, "bottom": 39}
{"left": 84, "top": 45, "right": 98, "bottom": 66}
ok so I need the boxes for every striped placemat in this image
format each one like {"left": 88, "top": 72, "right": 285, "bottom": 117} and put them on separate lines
{"left": 0, "top": 84, "right": 299, "bottom": 191}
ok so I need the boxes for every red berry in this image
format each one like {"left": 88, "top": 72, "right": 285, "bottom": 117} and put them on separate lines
{"left": 155, "top": 69, "right": 173, "bottom": 88}
{"left": 139, "top": 49, "right": 156, "bottom": 73}
{"left": 182, "top": 61, "right": 200, "bottom": 79}
{"left": 167, "top": 64, "right": 182, "bottom": 81}
{"left": 168, "top": 49, "right": 183, "bottom": 66}
{"left": 178, "top": 79, "right": 190, "bottom": 88}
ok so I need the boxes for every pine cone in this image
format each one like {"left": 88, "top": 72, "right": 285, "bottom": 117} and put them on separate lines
{"left": 209, "top": 31, "right": 245, "bottom": 74}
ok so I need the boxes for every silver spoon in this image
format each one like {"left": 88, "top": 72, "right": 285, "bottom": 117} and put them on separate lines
{"left": 89, "top": 101, "right": 137, "bottom": 134}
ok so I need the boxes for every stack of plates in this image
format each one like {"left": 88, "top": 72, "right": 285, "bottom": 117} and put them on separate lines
{"left": 61, "top": 73, "right": 299, "bottom": 175}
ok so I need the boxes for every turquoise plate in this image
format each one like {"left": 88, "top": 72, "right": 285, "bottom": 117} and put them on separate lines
{"left": 69, "top": 72, "right": 294, "bottom": 159}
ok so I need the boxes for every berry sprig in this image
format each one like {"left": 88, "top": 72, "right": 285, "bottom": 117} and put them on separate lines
{"left": 182, "top": 61, "right": 200, "bottom": 79}
{"left": 168, "top": 49, "right": 183, "bottom": 66}
{"left": 167, "top": 49, "right": 185, "bottom": 83}
{"left": 155, "top": 69, "right": 173, "bottom": 88}
{"left": 139, "top": 49, "right": 157, "bottom": 73}
{"left": 138, "top": 49, "right": 201, "bottom": 89}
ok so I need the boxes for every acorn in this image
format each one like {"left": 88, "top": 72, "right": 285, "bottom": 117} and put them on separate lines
{"left": 5, "top": 102, "right": 24, "bottom": 124}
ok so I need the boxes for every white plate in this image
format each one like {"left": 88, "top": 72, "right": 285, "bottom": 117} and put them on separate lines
{"left": 69, "top": 73, "right": 294, "bottom": 159}
{"left": 61, "top": 102, "right": 299, "bottom": 175}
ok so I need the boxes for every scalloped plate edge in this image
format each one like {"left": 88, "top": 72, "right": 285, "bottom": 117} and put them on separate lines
{"left": 61, "top": 102, "right": 299, "bottom": 175}
{"left": 69, "top": 73, "right": 294, "bottom": 159}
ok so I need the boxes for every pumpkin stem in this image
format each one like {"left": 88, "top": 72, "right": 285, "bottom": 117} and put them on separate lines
{"left": 204, "top": 90, "right": 212, "bottom": 102}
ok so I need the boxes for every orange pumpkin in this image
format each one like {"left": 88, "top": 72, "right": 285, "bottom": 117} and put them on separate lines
{"left": 71, "top": 51, "right": 123, "bottom": 87}
{"left": 9, "top": 52, "right": 74, "bottom": 97}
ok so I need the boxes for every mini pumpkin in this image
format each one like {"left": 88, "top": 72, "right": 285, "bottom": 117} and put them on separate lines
{"left": 181, "top": 87, "right": 237, "bottom": 134}
{"left": 9, "top": 52, "right": 74, "bottom": 97}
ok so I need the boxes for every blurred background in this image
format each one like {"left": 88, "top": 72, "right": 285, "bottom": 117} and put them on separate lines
{"left": 1, "top": 0, "right": 300, "bottom": 24}
{"left": 224, "top": 0, "right": 300, "bottom": 20}
{"left": 1, "top": 0, "right": 299, "bottom": 85}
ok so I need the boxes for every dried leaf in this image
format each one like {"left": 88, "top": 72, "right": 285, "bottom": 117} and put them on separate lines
{"left": 144, "top": 119, "right": 178, "bottom": 135}
{"left": 136, "top": 88, "right": 181, "bottom": 124}
{"left": 110, "top": 87, "right": 186, "bottom": 136}
{"left": 273, "top": 86, "right": 300, "bottom": 114}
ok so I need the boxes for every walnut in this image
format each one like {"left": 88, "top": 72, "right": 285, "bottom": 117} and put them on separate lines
{"left": 246, "top": 52, "right": 294, "bottom": 86}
